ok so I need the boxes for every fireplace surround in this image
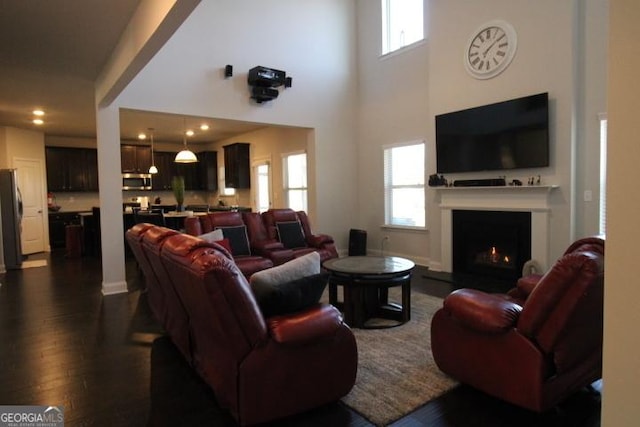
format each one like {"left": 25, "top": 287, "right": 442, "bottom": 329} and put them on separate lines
{"left": 437, "top": 185, "right": 558, "bottom": 276}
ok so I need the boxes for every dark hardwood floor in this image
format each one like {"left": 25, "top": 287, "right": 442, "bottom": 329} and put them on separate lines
{"left": 0, "top": 251, "right": 601, "bottom": 426}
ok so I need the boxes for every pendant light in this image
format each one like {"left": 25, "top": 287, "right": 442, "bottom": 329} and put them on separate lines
{"left": 148, "top": 128, "right": 158, "bottom": 174}
{"left": 175, "top": 118, "right": 198, "bottom": 163}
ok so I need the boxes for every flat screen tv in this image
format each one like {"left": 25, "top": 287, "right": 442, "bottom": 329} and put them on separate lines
{"left": 435, "top": 92, "right": 549, "bottom": 173}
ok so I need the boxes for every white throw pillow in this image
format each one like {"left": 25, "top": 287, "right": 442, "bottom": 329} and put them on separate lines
{"left": 199, "top": 228, "right": 224, "bottom": 243}
{"left": 250, "top": 251, "right": 320, "bottom": 287}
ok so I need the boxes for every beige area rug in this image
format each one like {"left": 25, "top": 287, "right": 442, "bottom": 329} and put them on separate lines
{"left": 21, "top": 259, "right": 48, "bottom": 269}
{"left": 324, "top": 289, "right": 458, "bottom": 426}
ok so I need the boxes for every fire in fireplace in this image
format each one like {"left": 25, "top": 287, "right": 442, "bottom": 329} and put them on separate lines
{"left": 452, "top": 210, "right": 532, "bottom": 283}
{"left": 475, "top": 245, "right": 514, "bottom": 270}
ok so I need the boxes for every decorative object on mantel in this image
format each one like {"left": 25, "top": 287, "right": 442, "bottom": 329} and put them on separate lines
{"left": 172, "top": 176, "right": 185, "bottom": 211}
{"left": 174, "top": 118, "right": 198, "bottom": 163}
{"left": 428, "top": 174, "right": 448, "bottom": 187}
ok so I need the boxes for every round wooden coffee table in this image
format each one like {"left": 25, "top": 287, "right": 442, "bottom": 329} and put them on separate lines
{"left": 323, "top": 256, "right": 415, "bottom": 328}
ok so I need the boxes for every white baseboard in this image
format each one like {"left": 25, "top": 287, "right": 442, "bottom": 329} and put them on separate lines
{"left": 101, "top": 280, "right": 128, "bottom": 295}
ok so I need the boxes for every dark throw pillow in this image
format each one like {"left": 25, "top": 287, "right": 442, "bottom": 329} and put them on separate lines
{"left": 215, "top": 225, "right": 251, "bottom": 256}
{"left": 250, "top": 272, "right": 329, "bottom": 318}
{"left": 276, "top": 220, "right": 306, "bottom": 249}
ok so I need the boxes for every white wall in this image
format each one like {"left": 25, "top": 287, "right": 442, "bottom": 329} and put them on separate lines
{"left": 116, "top": 0, "right": 358, "bottom": 247}
{"left": 602, "top": 1, "right": 640, "bottom": 425}
{"left": 355, "top": 0, "right": 430, "bottom": 264}
{"left": 356, "top": 0, "right": 607, "bottom": 268}
{"left": 202, "top": 126, "right": 310, "bottom": 213}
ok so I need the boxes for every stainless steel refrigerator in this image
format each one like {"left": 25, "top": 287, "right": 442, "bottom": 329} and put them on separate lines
{"left": 0, "top": 169, "right": 23, "bottom": 269}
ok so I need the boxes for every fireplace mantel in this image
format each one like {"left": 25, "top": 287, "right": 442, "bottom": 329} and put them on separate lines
{"left": 436, "top": 185, "right": 559, "bottom": 274}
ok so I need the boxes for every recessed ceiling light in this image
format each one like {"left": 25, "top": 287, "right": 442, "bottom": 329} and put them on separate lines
{"left": 200, "top": 124, "right": 209, "bottom": 131}
{"left": 138, "top": 133, "right": 147, "bottom": 140}
{"left": 33, "top": 109, "right": 45, "bottom": 116}
{"left": 185, "top": 130, "right": 195, "bottom": 137}
{"left": 33, "top": 118, "right": 44, "bottom": 125}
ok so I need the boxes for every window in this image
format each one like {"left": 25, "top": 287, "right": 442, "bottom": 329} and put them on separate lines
{"left": 382, "top": 0, "right": 424, "bottom": 55}
{"left": 384, "top": 141, "right": 425, "bottom": 227}
{"left": 283, "top": 152, "right": 307, "bottom": 212}
{"left": 599, "top": 115, "right": 607, "bottom": 235}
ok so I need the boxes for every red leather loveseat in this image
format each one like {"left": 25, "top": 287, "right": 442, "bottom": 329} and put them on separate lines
{"left": 125, "top": 224, "right": 357, "bottom": 425}
{"left": 431, "top": 236, "right": 605, "bottom": 412}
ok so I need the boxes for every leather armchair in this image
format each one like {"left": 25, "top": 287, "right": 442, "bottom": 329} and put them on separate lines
{"left": 261, "top": 208, "right": 338, "bottom": 262}
{"left": 431, "top": 236, "right": 605, "bottom": 412}
{"left": 158, "top": 232, "right": 357, "bottom": 425}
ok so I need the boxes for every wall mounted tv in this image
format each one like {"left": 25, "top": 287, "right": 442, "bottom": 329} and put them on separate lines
{"left": 435, "top": 92, "right": 549, "bottom": 173}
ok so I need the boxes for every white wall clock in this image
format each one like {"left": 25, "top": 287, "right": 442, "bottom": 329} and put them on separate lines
{"left": 464, "top": 20, "right": 517, "bottom": 80}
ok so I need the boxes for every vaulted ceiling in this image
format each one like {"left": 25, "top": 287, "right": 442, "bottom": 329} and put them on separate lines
{"left": 0, "top": 0, "right": 263, "bottom": 144}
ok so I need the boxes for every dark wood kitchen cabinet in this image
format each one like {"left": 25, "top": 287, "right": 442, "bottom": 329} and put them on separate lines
{"left": 151, "top": 151, "right": 177, "bottom": 191}
{"left": 198, "top": 151, "right": 218, "bottom": 191}
{"left": 45, "top": 147, "right": 99, "bottom": 192}
{"left": 224, "top": 143, "right": 250, "bottom": 188}
{"left": 121, "top": 145, "right": 152, "bottom": 174}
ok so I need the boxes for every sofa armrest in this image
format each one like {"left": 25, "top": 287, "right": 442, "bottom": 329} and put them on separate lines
{"left": 184, "top": 216, "right": 202, "bottom": 236}
{"left": 306, "top": 233, "right": 333, "bottom": 248}
{"left": 443, "top": 289, "right": 522, "bottom": 334}
{"left": 266, "top": 304, "right": 343, "bottom": 345}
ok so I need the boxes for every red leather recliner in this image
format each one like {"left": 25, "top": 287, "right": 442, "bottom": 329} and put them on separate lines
{"left": 156, "top": 231, "right": 357, "bottom": 425}
{"left": 184, "top": 211, "right": 274, "bottom": 278}
{"left": 431, "top": 236, "right": 605, "bottom": 412}
{"left": 261, "top": 208, "right": 338, "bottom": 262}
{"left": 241, "top": 211, "right": 296, "bottom": 265}
{"left": 138, "top": 225, "right": 193, "bottom": 363}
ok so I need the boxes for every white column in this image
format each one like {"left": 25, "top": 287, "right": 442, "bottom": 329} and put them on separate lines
{"left": 96, "top": 105, "right": 127, "bottom": 295}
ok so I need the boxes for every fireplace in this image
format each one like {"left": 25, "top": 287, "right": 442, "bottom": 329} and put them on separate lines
{"left": 452, "top": 210, "right": 531, "bottom": 282}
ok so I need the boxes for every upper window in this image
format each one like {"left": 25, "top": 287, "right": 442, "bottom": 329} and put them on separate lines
{"left": 283, "top": 152, "right": 307, "bottom": 212}
{"left": 384, "top": 141, "right": 425, "bottom": 228}
{"left": 382, "top": 0, "right": 424, "bottom": 55}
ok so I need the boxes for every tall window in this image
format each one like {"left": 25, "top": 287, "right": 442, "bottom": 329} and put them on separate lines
{"left": 283, "top": 152, "right": 307, "bottom": 212}
{"left": 382, "top": 0, "right": 424, "bottom": 55}
{"left": 599, "top": 115, "right": 607, "bottom": 235}
{"left": 384, "top": 141, "right": 425, "bottom": 227}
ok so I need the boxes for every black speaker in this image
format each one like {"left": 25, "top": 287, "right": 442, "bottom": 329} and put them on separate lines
{"left": 224, "top": 64, "right": 233, "bottom": 78}
{"left": 348, "top": 229, "right": 367, "bottom": 256}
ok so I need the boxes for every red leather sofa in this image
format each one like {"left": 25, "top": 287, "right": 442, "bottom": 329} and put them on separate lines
{"left": 184, "top": 209, "right": 338, "bottom": 277}
{"left": 126, "top": 225, "right": 357, "bottom": 425}
{"left": 431, "top": 236, "right": 605, "bottom": 412}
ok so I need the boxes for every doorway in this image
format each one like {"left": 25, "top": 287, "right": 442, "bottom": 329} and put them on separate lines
{"left": 252, "top": 160, "right": 271, "bottom": 213}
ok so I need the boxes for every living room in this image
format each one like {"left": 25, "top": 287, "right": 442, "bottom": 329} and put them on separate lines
{"left": 0, "top": 0, "right": 639, "bottom": 425}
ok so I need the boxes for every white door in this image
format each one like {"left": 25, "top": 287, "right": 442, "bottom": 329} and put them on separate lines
{"left": 252, "top": 161, "right": 271, "bottom": 213}
{"left": 14, "top": 158, "right": 46, "bottom": 254}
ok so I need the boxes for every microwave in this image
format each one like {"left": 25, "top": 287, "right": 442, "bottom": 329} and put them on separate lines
{"left": 122, "top": 173, "right": 152, "bottom": 190}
